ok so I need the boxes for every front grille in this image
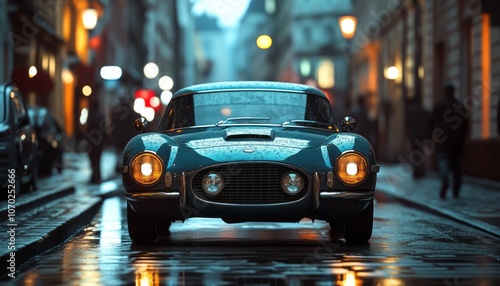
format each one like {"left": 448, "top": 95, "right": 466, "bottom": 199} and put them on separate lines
{"left": 192, "top": 163, "right": 309, "bottom": 204}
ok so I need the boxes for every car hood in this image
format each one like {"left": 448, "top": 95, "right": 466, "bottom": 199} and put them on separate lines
{"left": 170, "top": 126, "right": 332, "bottom": 150}
{"left": 123, "top": 126, "right": 375, "bottom": 180}
{"left": 158, "top": 126, "right": 334, "bottom": 166}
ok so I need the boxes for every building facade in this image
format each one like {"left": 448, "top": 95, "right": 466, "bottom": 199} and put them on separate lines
{"left": 236, "top": 0, "right": 293, "bottom": 82}
{"left": 5, "top": 0, "right": 65, "bottom": 124}
{"left": 351, "top": 0, "right": 500, "bottom": 181}
{"left": 1, "top": 0, "right": 13, "bottom": 83}
{"left": 2, "top": 0, "right": 189, "bottom": 149}
{"left": 291, "top": 0, "right": 353, "bottom": 115}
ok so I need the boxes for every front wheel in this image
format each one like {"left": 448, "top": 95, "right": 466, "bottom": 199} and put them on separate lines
{"left": 127, "top": 204, "right": 157, "bottom": 244}
{"left": 344, "top": 199, "right": 374, "bottom": 243}
{"left": 328, "top": 220, "right": 344, "bottom": 234}
{"left": 156, "top": 220, "right": 172, "bottom": 236}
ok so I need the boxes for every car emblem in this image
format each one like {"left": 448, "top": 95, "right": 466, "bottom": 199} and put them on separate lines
{"left": 243, "top": 149, "right": 255, "bottom": 153}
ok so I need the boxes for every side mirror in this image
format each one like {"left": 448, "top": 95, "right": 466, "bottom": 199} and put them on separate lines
{"left": 134, "top": 117, "right": 148, "bottom": 133}
{"left": 342, "top": 116, "right": 357, "bottom": 132}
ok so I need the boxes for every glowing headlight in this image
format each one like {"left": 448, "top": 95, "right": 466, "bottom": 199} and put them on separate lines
{"left": 201, "top": 172, "right": 224, "bottom": 196}
{"left": 130, "top": 152, "right": 164, "bottom": 185}
{"left": 281, "top": 172, "right": 304, "bottom": 195}
{"left": 337, "top": 152, "right": 368, "bottom": 186}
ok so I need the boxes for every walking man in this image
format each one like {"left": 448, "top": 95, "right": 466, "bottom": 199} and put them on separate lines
{"left": 428, "top": 84, "right": 469, "bottom": 199}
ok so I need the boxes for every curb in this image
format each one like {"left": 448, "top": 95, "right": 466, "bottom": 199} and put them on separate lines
{"left": 376, "top": 182, "right": 500, "bottom": 239}
{"left": 1, "top": 197, "right": 103, "bottom": 278}
{"left": 1, "top": 178, "right": 122, "bottom": 279}
{"left": 0, "top": 184, "right": 75, "bottom": 220}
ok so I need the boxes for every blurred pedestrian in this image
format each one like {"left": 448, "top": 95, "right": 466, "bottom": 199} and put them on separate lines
{"left": 349, "top": 95, "right": 370, "bottom": 140}
{"left": 428, "top": 84, "right": 468, "bottom": 199}
{"left": 405, "top": 93, "right": 429, "bottom": 179}
{"left": 109, "top": 95, "right": 139, "bottom": 172}
{"left": 87, "top": 97, "right": 106, "bottom": 184}
{"left": 366, "top": 93, "right": 379, "bottom": 154}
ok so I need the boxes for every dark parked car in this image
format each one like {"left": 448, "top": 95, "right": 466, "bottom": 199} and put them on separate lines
{"left": 0, "top": 83, "right": 38, "bottom": 193}
{"left": 28, "top": 105, "right": 64, "bottom": 176}
{"left": 121, "top": 81, "right": 379, "bottom": 244}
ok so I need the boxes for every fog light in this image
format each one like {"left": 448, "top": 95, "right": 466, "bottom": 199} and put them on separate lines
{"left": 201, "top": 172, "right": 224, "bottom": 196}
{"left": 281, "top": 172, "right": 304, "bottom": 195}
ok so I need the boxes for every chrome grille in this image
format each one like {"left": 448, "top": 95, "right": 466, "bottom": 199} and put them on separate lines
{"left": 192, "top": 163, "right": 308, "bottom": 204}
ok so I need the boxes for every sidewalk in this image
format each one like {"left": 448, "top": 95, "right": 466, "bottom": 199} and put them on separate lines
{"left": 0, "top": 149, "right": 121, "bottom": 278}
{"left": 376, "top": 164, "right": 500, "bottom": 238}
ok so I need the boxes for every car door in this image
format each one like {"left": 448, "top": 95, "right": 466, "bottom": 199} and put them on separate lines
{"left": 10, "top": 89, "right": 36, "bottom": 174}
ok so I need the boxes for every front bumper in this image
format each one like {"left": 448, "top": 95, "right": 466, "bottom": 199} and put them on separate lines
{"left": 125, "top": 171, "right": 374, "bottom": 222}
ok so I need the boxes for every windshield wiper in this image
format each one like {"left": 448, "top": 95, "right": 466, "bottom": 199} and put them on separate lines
{"left": 281, "top": 120, "right": 333, "bottom": 128}
{"left": 216, "top": 117, "right": 271, "bottom": 126}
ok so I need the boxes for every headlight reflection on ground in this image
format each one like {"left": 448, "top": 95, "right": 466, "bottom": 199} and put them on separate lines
{"left": 342, "top": 270, "right": 358, "bottom": 286}
{"left": 134, "top": 264, "right": 160, "bottom": 286}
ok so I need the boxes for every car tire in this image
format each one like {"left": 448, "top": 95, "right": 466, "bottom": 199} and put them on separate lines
{"left": 28, "top": 156, "right": 38, "bottom": 191}
{"left": 156, "top": 220, "right": 172, "bottom": 236}
{"left": 127, "top": 204, "right": 157, "bottom": 244}
{"left": 19, "top": 153, "right": 37, "bottom": 193}
{"left": 344, "top": 199, "right": 373, "bottom": 243}
{"left": 17, "top": 156, "right": 29, "bottom": 194}
{"left": 328, "top": 220, "right": 344, "bottom": 234}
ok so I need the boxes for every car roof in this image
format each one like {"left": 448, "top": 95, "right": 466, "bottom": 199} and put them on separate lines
{"left": 173, "top": 81, "right": 327, "bottom": 100}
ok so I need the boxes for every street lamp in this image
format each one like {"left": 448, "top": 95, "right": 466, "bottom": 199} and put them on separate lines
{"left": 256, "top": 34, "right": 273, "bottom": 50}
{"left": 339, "top": 16, "right": 357, "bottom": 40}
{"left": 28, "top": 66, "right": 38, "bottom": 78}
{"left": 384, "top": 66, "right": 400, "bottom": 80}
{"left": 144, "top": 62, "right": 159, "bottom": 79}
{"left": 82, "top": 8, "right": 98, "bottom": 30}
{"left": 82, "top": 7, "right": 99, "bottom": 66}
{"left": 339, "top": 15, "right": 357, "bottom": 109}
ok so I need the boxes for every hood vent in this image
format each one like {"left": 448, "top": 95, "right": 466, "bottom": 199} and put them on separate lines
{"left": 224, "top": 127, "right": 275, "bottom": 141}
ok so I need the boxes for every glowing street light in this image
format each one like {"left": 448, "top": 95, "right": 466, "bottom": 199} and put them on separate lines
{"left": 256, "top": 34, "right": 272, "bottom": 50}
{"left": 100, "top": 66, "right": 122, "bottom": 80}
{"left": 144, "top": 62, "right": 159, "bottom": 79}
{"left": 62, "top": 69, "right": 74, "bottom": 83}
{"left": 384, "top": 66, "right": 400, "bottom": 80}
{"left": 28, "top": 66, "right": 37, "bottom": 78}
{"left": 161, "top": 91, "right": 173, "bottom": 105}
{"left": 82, "top": 85, "right": 92, "bottom": 96}
{"left": 82, "top": 8, "right": 98, "bottom": 30}
{"left": 339, "top": 16, "right": 357, "bottom": 40}
{"left": 158, "top": 75, "right": 174, "bottom": 91}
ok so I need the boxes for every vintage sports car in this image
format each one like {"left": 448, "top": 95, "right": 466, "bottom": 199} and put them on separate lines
{"left": 121, "top": 81, "right": 379, "bottom": 244}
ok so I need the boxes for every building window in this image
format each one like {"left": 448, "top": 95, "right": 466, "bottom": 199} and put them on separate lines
{"left": 317, "top": 59, "right": 335, "bottom": 89}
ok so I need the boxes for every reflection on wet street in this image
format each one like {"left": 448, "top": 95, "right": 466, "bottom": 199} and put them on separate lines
{"left": 11, "top": 196, "right": 500, "bottom": 285}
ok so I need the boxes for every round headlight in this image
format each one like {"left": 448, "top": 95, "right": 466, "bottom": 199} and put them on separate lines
{"left": 281, "top": 172, "right": 304, "bottom": 195}
{"left": 201, "top": 172, "right": 224, "bottom": 196}
{"left": 336, "top": 152, "right": 368, "bottom": 186}
{"left": 130, "top": 152, "right": 164, "bottom": 185}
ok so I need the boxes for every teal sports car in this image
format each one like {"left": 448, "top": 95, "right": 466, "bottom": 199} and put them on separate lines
{"left": 121, "top": 81, "right": 379, "bottom": 244}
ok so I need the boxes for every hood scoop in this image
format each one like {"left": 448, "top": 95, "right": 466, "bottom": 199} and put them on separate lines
{"left": 224, "top": 127, "right": 275, "bottom": 141}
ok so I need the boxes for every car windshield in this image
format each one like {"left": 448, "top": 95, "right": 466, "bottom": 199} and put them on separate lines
{"left": 160, "top": 90, "right": 339, "bottom": 131}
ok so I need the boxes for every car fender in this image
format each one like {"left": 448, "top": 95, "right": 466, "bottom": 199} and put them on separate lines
{"left": 122, "top": 132, "right": 178, "bottom": 165}
{"left": 323, "top": 132, "right": 377, "bottom": 165}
